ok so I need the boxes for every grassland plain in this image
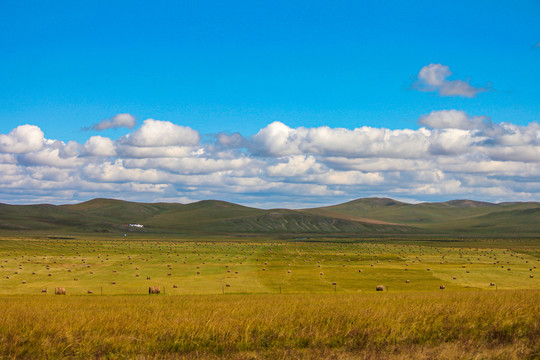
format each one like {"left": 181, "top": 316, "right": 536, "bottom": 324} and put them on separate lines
{"left": 0, "top": 236, "right": 539, "bottom": 359}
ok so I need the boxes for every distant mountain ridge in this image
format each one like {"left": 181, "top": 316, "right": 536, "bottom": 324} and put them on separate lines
{"left": 0, "top": 197, "right": 539, "bottom": 236}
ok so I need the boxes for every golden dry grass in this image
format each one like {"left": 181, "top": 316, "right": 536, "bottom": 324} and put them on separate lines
{"left": 0, "top": 290, "right": 538, "bottom": 359}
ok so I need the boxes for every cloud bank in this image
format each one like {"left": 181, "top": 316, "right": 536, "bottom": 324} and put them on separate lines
{"left": 415, "top": 64, "right": 487, "bottom": 98}
{"left": 1, "top": 113, "right": 539, "bottom": 207}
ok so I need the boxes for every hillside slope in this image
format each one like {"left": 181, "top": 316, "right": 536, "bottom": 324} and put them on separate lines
{"left": 0, "top": 197, "right": 538, "bottom": 236}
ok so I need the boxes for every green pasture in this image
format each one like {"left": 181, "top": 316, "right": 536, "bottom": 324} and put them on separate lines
{"left": 0, "top": 236, "right": 538, "bottom": 295}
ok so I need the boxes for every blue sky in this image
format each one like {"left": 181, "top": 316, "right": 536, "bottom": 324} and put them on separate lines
{"left": 0, "top": 1, "right": 539, "bottom": 206}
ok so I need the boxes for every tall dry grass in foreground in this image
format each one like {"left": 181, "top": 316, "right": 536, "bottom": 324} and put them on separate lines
{"left": 0, "top": 290, "right": 538, "bottom": 359}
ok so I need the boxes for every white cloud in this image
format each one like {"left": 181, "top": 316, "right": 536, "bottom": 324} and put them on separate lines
{"left": 0, "top": 125, "right": 44, "bottom": 153}
{"left": 83, "top": 136, "right": 116, "bottom": 157}
{"left": 253, "top": 121, "right": 431, "bottom": 158}
{"left": 419, "top": 110, "right": 489, "bottom": 130}
{"left": 89, "top": 113, "right": 136, "bottom": 131}
{"left": 121, "top": 119, "right": 200, "bottom": 147}
{"left": 415, "top": 64, "right": 487, "bottom": 98}
{"left": 1, "top": 114, "right": 540, "bottom": 206}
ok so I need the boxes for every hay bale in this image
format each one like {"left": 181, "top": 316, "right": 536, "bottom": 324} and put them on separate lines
{"left": 22, "top": 280, "right": 27, "bottom": 284}
{"left": 440, "top": 285, "right": 445, "bottom": 290}
{"left": 41, "top": 288, "right": 47, "bottom": 293}
{"left": 55, "top": 287, "right": 66, "bottom": 295}
{"left": 405, "top": 280, "right": 410, "bottom": 283}
{"left": 490, "top": 282, "right": 495, "bottom": 286}
{"left": 172, "top": 284, "right": 178, "bottom": 288}
{"left": 376, "top": 285, "right": 385, "bottom": 291}
{"left": 87, "top": 290, "right": 93, "bottom": 294}
{"left": 148, "top": 286, "right": 160, "bottom": 294}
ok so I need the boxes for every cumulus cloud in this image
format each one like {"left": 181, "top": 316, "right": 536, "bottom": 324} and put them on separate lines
{"left": 0, "top": 125, "right": 44, "bottom": 153}
{"left": 1, "top": 114, "right": 540, "bottom": 205}
{"left": 120, "top": 119, "right": 200, "bottom": 147}
{"left": 415, "top": 64, "right": 487, "bottom": 97}
{"left": 252, "top": 121, "right": 431, "bottom": 158}
{"left": 87, "top": 113, "right": 136, "bottom": 131}
{"left": 419, "top": 110, "right": 490, "bottom": 130}
{"left": 83, "top": 136, "right": 117, "bottom": 157}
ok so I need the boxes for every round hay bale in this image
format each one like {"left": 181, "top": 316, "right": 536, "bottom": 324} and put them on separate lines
{"left": 87, "top": 290, "right": 93, "bottom": 294}
{"left": 55, "top": 287, "right": 66, "bottom": 295}
{"left": 405, "top": 280, "right": 410, "bottom": 283}
{"left": 41, "top": 288, "right": 47, "bottom": 293}
{"left": 440, "top": 285, "right": 445, "bottom": 290}
{"left": 376, "top": 285, "right": 385, "bottom": 291}
{"left": 22, "top": 280, "right": 27, "bottom": 284}
{"left": 148, "top": 286, "right": 160, "bottom": 294}
{"left": 172, "top": 284, "right": 178, "bottom": 288}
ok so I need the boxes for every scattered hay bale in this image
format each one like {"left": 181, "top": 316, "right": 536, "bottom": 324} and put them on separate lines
{"left": 376, "top": 285, "right": 385, "bottom": 291}
{"left": 358, "top": 269, "right": 363, "bottom": 273}
{"left": 148, "top": 286, "right": 160, "bottom": 294}
{"left": 225, "top": 284, "right": 231, "bottom": 287}
{"left": 440, "top": 285, "right": 445, "bottom": 290}
{"left": 73, "top": 278, "right": 78, "bottom": 281}
{"left": 41, "top": 288, "right": 47, "bottom": 293}
{"left": 22, "top": 280, "right": 26, "bottom": 284}
{"left": 287, "top": 270, "right": 291, "bottom": 273}
{"left": 146, "top": 276, "right": 151, "bottom": 280}
{"left": 55, "top": 287, "right": 66, "bottom": 295}
{"left": 319, "top": 272, "right": 324, "bottom": 275}
{"left": 87, "top": 290, "right": 93, "bottom": 294}
{"left": 490, "top": 282, "right": 495, "bottom": 287}
{"left": 173, "top": 284, "right": 178, "bottom": 288}
{"left": 405, "top": 280, "right": 410, "bottom": 283}
{"left": 530, "top": 275, "right": 534, "bottom": 278}
{"left": 111, "top": 281, "right": 116, "bottom": 285}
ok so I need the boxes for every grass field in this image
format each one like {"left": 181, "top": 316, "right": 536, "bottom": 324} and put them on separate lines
{"left": 0, "top": 236, "right": 538, "bottom": 359}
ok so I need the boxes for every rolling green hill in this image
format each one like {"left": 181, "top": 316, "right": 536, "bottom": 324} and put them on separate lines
{"left": 0, "top": 197, "right": 539, "bottom": 236}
